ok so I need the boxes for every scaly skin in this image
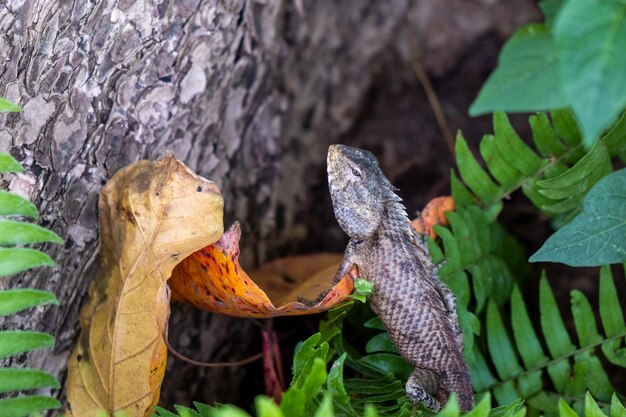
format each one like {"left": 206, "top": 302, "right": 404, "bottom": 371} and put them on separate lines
{"left": 327, "top": 144, "right": 474, "bottom": 411}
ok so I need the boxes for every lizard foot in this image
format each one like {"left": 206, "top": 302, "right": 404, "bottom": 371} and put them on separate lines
{"left": 406, "top": 369, "right": 441, "bottom": 412}
{"left": 406, "top": 384, "right": 441, "bottom": 412}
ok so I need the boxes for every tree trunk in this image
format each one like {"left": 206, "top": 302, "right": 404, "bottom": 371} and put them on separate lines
{"left": 0, "top": 0, "right": 539, "bottom": 410}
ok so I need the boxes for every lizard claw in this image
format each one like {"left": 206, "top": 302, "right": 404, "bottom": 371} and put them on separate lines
{"left": 406, "top": 385, "right": 441, "bottom": 412}
{"left": 405, "top": 369, "right": 441, "bottom": 412}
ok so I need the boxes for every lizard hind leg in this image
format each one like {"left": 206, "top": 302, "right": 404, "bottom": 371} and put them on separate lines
{"left": 405, "top": 368, "right": 442, "bottom": 412}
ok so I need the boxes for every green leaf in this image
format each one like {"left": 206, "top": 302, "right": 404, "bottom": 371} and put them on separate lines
{"left": 0, "top": 395, "right": 60, "bottom": 417}
{"left": 585, "top": 392, "right": 608, "bottom": 417}
{"left": 0, "top": 191, "right": 38, "bottom": 218}
{"left": 0, "top": 219, "right": 63, "bottom": 245}
{"left": 327, "top": 354, "right": 355, "bottom": 415}
{"left": 0, "top": 368, "right": 60, "bottom": 393}
{"left": 207, "top": 405, "right": 250, "bottom": 417}
{"left": 611, "top": 393, "right": 626, "bottom": 417}
{"left": 599, "top": 266, "right": 625, "bottom": 337}
{"left": 540, "top": 0, "right": 563, "bottom": 26}
{"left": 558, "top": 399, "right": 579, "bottom": 417}
{"left": 358, "top": 353, "right": 412, "bottom": 380}
{"left": 312, "top": 394, "right": 333, "bottom": 417}
{"left": 554, "top": 0, "right": 626, "bottom": 146}
{"left": 365, "top": 333, "right": 397, "bottom": 354}
{"left": 455, "top": 132, "right": 501, "bottom": 205}
{"left": 0, "top": 248, "right": 55, "bottom": 277}
{"left": 0, "top": 98, "right": 22, "bottom": 113}
{"left": 510, "top": 286, "right": 549, "bottom": 369}
{"left": 530, "top": 168, "right": 626, "bottom": 265}
{"left": 470, "top": 24, "right": 566, "bottom": 115}
{"left": 464, "top": 393, "right": 492, "bottom": 417}
{"left": 255, "top": 396, "right": 284, "bottom": 417}
{"left": 435, "top": 394, "right": 460, "bottom": 417}
{"left": 486, "top": 302, "right": 524, "bottom": 380}
{"left": 0, "top": 331, "right": 54, "bottom": 359}
{"left": 0, "top": 289, "right": 58, "bottom": 316}
{"left": 351, "top": 278, "right": 374, "bottom": 302}
{"left": 0, "top": 154, "right": 24, "bottom": 174}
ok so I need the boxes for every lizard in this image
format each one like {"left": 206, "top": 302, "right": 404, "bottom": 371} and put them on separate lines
{"left": 327, "top": 144, "right": 474, "bottom": 412}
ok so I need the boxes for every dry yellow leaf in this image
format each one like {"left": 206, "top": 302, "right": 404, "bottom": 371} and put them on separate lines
{"left": 66, "top": 155, "right": 224, "bottom": 417}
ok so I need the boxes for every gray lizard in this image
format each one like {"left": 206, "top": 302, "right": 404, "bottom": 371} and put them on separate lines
{"left": 327, "top": 144, "right": 474, "bottom": 411}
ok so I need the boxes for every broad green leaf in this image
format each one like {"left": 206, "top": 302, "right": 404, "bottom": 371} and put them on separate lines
{"left": 0, "top": 154, "right": 24, "bottom": 174}
{"left": 358, "top": 353, "right": 412, "bottom": 380}
{"left": 365, "top": 333, "right": 396, "bottom": 354}
{"left": 540, "top": 0, "right": 563, "bottom": 26}
{"left": 0, "top": 395, "right": 61, "bottom": 417}
{"left": 470, "top": 24, "right": 567, "bottom": 115}
{"left": 0, "top": 248, "right": 55, "bottom": 277}
{"left": 0, "top": 368, "right": 59, "bottom": 393}
{"left": 363, "top": 317, "right": 385, "bottom": 331}
{"left": 0, "top": 289, "right": 57, "bottom": 316}
{"left": 0, "top": 331, "right": 54, "bottom": 359}
{"left": 0, "top": 191, "right": 38, "bottom": 218}
{"left": 530, "top": 168, "right": 626, "bottom": 265}
{"left": 0, "top": 219, "right": 63, "bottom": 245}
{"left": 555, "top": 0, "right": 626, "bottom": 146}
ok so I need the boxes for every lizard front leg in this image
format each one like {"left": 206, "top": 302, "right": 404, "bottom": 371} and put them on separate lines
{"left": 331, "top": 239, "right": 360, "bottom": 284}
{"left": 298, "top": 241, "right": 360, "bottom": 305}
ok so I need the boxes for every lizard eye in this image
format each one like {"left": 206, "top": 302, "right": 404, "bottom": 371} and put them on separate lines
{"left": 351, "top": 168, "right": 362, "bottom": 178}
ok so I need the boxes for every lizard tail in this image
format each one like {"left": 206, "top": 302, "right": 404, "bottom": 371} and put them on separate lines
{"left": 440, "top": 370, "right": 474, "bottom": 412}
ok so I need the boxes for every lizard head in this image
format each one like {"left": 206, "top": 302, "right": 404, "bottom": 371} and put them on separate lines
{"left": 327, "top": 144, "right": 396, "bottom": 239}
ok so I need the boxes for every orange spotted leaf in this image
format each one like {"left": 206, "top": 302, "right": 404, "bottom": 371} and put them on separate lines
{"left": 169, "top": 224, "right": 354, "bottom": 318}
{"left": 411, "top": 196, "right": 455, "bottom": 239}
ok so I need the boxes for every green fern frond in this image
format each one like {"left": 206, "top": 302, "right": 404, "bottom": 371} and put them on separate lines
{"left": 0, "top": 98, "right": 63, "bottom": 417}
{"left": 429, "top": 206, "right": 527, "bottom": 314}
{"left": 453, "top": 111, "right": 626, "bottom": 223}
{"left": 469, "top": 266, "right": 626, "bottom": 413}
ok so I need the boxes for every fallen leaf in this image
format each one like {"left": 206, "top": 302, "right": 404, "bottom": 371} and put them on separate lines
{"left": 66, "top": 156, "right": 224, "bottom": 417}
{"left": 169, "top": 223, "right": 355, "bottom": 317}
{"left": 411, "top": 196, "right": 455, "bottom": 239}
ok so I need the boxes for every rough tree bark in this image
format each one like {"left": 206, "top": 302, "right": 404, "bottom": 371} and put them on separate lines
{"left": 0, "top": 0, "right": 538, "bottom": 410}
